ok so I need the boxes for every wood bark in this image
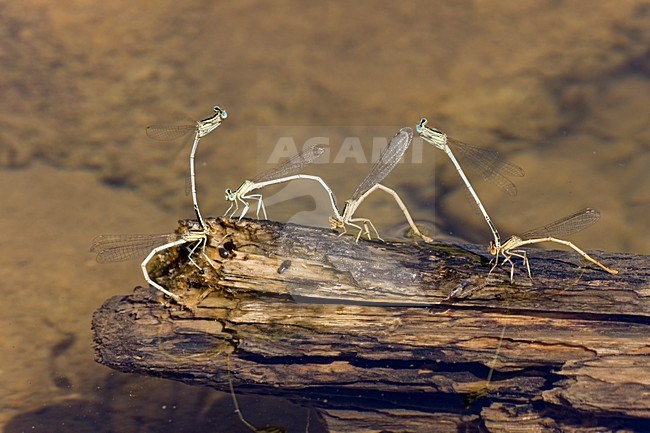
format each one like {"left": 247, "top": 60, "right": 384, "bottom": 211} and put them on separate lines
{"left": 92, "top": 217, "right": 650, "bottom": 433}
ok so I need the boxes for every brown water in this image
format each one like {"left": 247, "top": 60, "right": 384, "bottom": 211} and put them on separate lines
{"left": 1, "top": 1, "right": 648, "bottom": 431}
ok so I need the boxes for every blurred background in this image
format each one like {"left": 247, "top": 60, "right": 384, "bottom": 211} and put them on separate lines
{"left": 0, "top": 0, "right": 648, "bottom": 431}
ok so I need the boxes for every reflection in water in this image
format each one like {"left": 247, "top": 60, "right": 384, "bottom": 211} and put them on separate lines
{"left": 4, "top": 374, "right": 320, "bottom": 433}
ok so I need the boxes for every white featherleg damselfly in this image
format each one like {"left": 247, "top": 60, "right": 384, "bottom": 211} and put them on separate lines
{"left": 90, "top": 221, "right": 213, "bottom": 301}
{"left": 224, "top": 143, "right": 339, "bottom": 221}
{"left": 146, "top": 105, "right": 227, "bottom": 232}
{"left": 329, "top": 127, "right": 432, "bottom": 243}
{"left": 488, "top": 207, "right": 618, "bottom": 283}
{"left": 416, "top": 118, "right": 525, "bottom": 252}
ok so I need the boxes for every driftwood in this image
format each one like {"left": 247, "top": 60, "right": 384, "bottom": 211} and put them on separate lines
{"left": 92, "top": 217, "right": 650, "bottom": 432}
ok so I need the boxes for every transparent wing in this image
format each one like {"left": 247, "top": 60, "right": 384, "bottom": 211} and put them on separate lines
{"left": 251, "top": 144, "right": 326, "bottom": 183}
{"left": 90, "top": 233, "right": 179, "bottom": 263}
{"left": 519, "top": 208, "right": 601, "bottom": 239}
{"left": 351, "top": 127, "right": 413, "bottom": 201}
{"left": 447, "top": 137, "right": 525, "bottom": 197}
{"left": 145, "top": 122, "right": 197, "bottom": 141}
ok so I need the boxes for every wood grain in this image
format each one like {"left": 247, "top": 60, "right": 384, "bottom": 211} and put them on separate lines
{"left": 93, "top": 217, "right": 650, "bottom": 432}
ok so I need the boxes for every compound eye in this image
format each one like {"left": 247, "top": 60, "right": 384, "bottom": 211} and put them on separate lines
{"left": 415, "top": 118, "right": 427, "bottom": 133}
{"left": 213, "top": 106, "right": 228, "bottom": 118}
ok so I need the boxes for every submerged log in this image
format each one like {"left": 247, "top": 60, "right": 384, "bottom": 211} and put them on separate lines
{"left": 92, "top": 217, "right": 650, "bottom": 433}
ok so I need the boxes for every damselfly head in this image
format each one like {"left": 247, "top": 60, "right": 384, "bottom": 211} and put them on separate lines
{"left": 213, "top": 105, "right": 228, "bottom": 119}
{"left": 416, "top": 117, "right": 428, "bottom": 133}
{"left": 488, "top": 241, "right": 497, "bottom": 255}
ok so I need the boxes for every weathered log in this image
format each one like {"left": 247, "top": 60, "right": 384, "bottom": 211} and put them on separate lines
{"left": 92, "top": 217, "right": 650, "bottom": 432}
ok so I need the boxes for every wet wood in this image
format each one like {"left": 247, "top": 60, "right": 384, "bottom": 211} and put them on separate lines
{"left": 92, "top": 217, "right": 650, "bottom": 433}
